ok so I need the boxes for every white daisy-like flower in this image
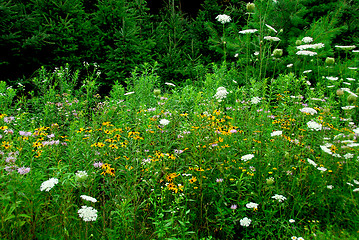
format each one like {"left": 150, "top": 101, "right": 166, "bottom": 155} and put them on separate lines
{"left": 353, "top": 188, "right": 359, "bottom": 192}
{"left": 343, "top": 153, "right": 354, "bottom": 159}
{"left": 353, "top": 179, "right": 359, "bottom": 185}
{"left": 40, "top": 178, "right": 59, "bottom": 192}
{"left": 300, "top": 107, "right": 317, "bottom": 115}
{"left": 159, "top": 119, "right": 170, "bottom": 126}
{"left": 289, "top": 219, "right": 295, "bottom": 223}
{"left": 240, "top": 217, "right": 252, "bottom": 227}
{"left": 317, "top": 167, "right": 327, "bottom": 172}
{"left": 296, "top": 50, "right": 317, "bottom": 56}
{"left": 271, "top": 130, "right": 282, "bottom": 137}
{"left": 264, "top": 36, "right": 280, "bottom": 41}
{"left": 346, "top": 78, "right": 356, "bottom": 81}
{"left": 80, "top": 195, "right": 97, "bottom": 203}
{"left": 335, "top": 45, "right": 356, "bottom": 50}
{"left": 291, "top": 237, "right": 297, "bottom": 240}
{"left": 302, "top": 37, "right": 313, "bottom": 43}
{"left": 265, "top": 24, "right": 277, "bottom": 33}
{"left": 251, "top": 97, "right": 261, "bottom": 104}
{"left": 239, "top": 29, "right": 258, "bottom": 34}
{"left": 271, "top": 194, "right": 287, "bottom": 202}
{"left": 307, "top": 158, "right": 317, "bottom": 167}
{"left": 216, "top": 14, "right": 231, "bottom": 24}
{"left": 246, "top": 202, "right": 259, "bottom": 209}
{"left": 327, "top": 185, "right": 334, "bottom": 189}
{"left": 241, "top": 154, "right": 254, "bottom": 162}
{"left": 78, "top": 206, "right": 98, "bottom": 222}
{"left": 307, "top": 120, "right": 322, "bottom": 131}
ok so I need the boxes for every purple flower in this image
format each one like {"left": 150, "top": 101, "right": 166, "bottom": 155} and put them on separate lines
{"left": 230, "top": 204, "right": 237, "bottom": 210}
{"left": 216, "top": 178, "right": 223, "bottom": 182}
{"left": 18, "top": 167, "right": 30, "bottom": 175}
{"left": 19, "top": 131, "right": 32, "bottom": 137}
{"left": 93, "top": 162, "right": 103, "bottom": 168}
{"left": 5, "top": 156, "right": 16, "bottom": 163}
{"left": 4, "top": 116, "right": 15, "bottom": 123}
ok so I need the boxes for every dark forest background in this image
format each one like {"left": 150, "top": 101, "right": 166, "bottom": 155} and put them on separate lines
{"left": 0, "top": 0, "right": 358, "bottom": 93}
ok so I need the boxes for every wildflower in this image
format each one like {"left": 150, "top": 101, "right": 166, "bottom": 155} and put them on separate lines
{"left": 354, "top": 188, "right": 359, "bottom": 192}
{"left": 297, "top": 237, "right": 304, "bottom": 240}
{"left": 325, "top": 57, "right": 335, "bottom": 65}
{"left": 287, "top": 64, "right": 293, "bottom": 68}
{"left": 80, "top": 195, "right": 97, "bottom": 203}
{"left": 299, "top": 107, "right": 318, "bottom": 115}
{"left": 265, "top": 24, "right": 277, "bottom": 33}
{"left": 266, "top": 177, "right": 275, "bottom": 185}
{"left": 159, "top": 119, "right": 170, "bottom": 126}
{"left": 307, "top": 158, "right": 317, "bottom": 167}
{"left": 302, "top": 37, "right": 313, "bottom": 43}
{"left": 291, "top": 237, "right": 297, "bottom": 240}
{"left": 17, "top": 167, "right": 30, "bottom": 175}
{"left": 289, "top": 219, "right": 295, "bottom": 223}
{"left": 307, "top": 120, "right": 322, "bottom": 131}
{"left": 93, "top": 162, "right": 103, "bottom": 168}
{"left": 271, "top": 130, "right": 282, "bottom": 136}
{"left": 271, "top": 194, "right": 287, "bottom": 202}
{"left": 240, "top": 217, "right": 251, "bottom": 227}
{"left": 214, "top": 87, "right": 228, "bottom": 102}
{"left": 264, "top": 36, "right": 280, "bottom": 41}
{"left": 215, "top": 14, "right": 231, "bottom": 24}
{"left": 327, "top": 185, "right": 334, "bottom": 189}
{"left": 241, "top": 154, "right": 254, "bottom": 162}
{"left": 75, "top": 171, "right": 88, "bottom": 182}
{"left": 317, "top": 167, "right": 327, "bottom": 172}
{"left": 216, "top": 178, "right": 223, "bottom": 182}
{"left": 251, "top": 97, "right": 261, "bottom": 104}
{"left": 78, "top": 206, "right": 98, "bottom": 222}
{"left": 239, "top": 29, "right": 258, "bottom": 34}
{"left": 296, "top": 50, "right": 317, "bottom": 56}
{"left": 326, "top": 76, "right": 338, "bottom": 81}
{"left": 230, "top": 204, "right": 238, "bottom": 210}
{"left": 335, "top": 45, "right": 356, "bottom": 50}
{"left": 297, "top": 43, "right": 324, "bottom": 50}
{"left": 124, "top": 92, "right": 135, "bottom": 96}
{"left": 320, "top": 144, "right": 332, "bottom": 155}
{"left": 273, "top": 49, "right": 283, "bottom": 58}
{"left": 246, "top": 3, "right": 255, "bottom": 12}
{"left": 246, "top": 202, "right": 259, "bottom": 209}
{"left": 165, "top": 82, "right": 175, "bottom": 87}
{"left": 40, "top": 178, "right": 59, "bottom": 192}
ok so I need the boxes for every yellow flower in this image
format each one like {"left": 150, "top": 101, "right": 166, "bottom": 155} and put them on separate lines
{"left": 189, "top": 177, "right": 197, "bottom": 183}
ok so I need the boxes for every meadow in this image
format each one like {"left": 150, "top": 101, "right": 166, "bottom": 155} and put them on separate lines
{"left": 1, "top": 2, "right": 359, "bottom": 240}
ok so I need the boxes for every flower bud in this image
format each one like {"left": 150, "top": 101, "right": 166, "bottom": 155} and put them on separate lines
{"left": 153, "top": 89, "right": 161, "bottom": 96}
{"left": 322, "top": 108, "right": 330, "bottom": 114}
{"left": 356, "top": 87, "right": 359, "bottom": 94}
{"left": 246, "top": 3, "right": 255, "bottom": 12}
{"left": 273, "top": 49, "right": 283, "bottom": 58}
{"left": 295, "top": 40, "right": 302, "bottom": 46}
{"left": 336, "top": 89, "right": 344, "bottom": 96}
{"left": 325, "top": 57, "right": 335, "bottom": 65}
{"left": 347, "top": 94, "right": 357, "bottom": 104}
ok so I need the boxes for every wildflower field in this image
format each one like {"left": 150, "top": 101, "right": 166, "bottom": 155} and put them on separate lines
{"left": 1, "top": 1, "right": 359, "bottom": 240}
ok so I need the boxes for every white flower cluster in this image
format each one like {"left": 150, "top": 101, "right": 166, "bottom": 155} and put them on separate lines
{"left": 246, "top": 202, "right": 259, "bottom": 209}
{"left": 239, "top": 29, "right": 258, "bottom": 34}
{"left": 264, "top": 36, "right": 280, "bottom": 41}
{"left": 240, "top": 217, "right": 252, "bottom": 227}
{"left": 302, "top": 37, "right": 313, "bottom": 43}
{"left": 335, "top": 45, "right": 356, "bottom": 50}
{"left": 265, "top": 24, "right": 277, "bottom": 33}
{"left": 215, "top": 14, "right": 231, "bottom": 24}
{"left": 251, "top": 97, "right": 261, "bottom": 104}
{"left": 241, "top": 154, "right": 254, "bottom": 162}
{"left": 307, "top": 158, "right": 317, "bottom": 167}
{"left": 300, "top": 107, "right": 317, "bottom": 115}
{"left": 296, "top": 50, "right": 317, "bottom": 56}
{"left": 271, "top": 130, "right": 282, "bottom": 137}
{"left": 159, "top": 119, "right": 170, "bottom": 126}
{"left": 296, "top": 43, "right": 324, "bottom": 50}
{"left": 271, "top": 194, "right": 287, "bottom": 202}
{"left": 307, "top": 120, "right": 322, "bottom": 131}
{"left": 80, "top": 195, "right": 97, "bottom": 203}
{"left": 40, "top": 178, "right": 59, "bottom": 192}
{"left": 78, "top": 206, "right": 98, "bottom": 222}
{"left": 214, "top": 87, "right": 228, "bottom": 102}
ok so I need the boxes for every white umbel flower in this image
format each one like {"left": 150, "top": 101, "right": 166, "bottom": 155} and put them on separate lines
{"left": 241, "top": 154, "right": 254, "bottom": 162}
{"left": 214, "top": 87, "right": 228, "bottom": 101}
{"left": 265, "top": 24, "right": 277, "bottom": 33}
{"left": 216, "top": 14, "right": 231, "bottom": 24}
{"left": 307, "top": 158, "right": 317, "bottom": 167}
{"left": 78, "top": 206, "right": 98, "bottom": 222}
{"left": 246, "top": 202, "right": 259, "bottom": 209}
{"left": 300, "top": 107, "right": 317, "bottom": 115}
{"left": 80, "top": 195, "right": 98, "bottom": 203}
{"left": 271, "top": 130, "right": 282, "bottom": 137}
{"left": 159, "top": 119, "right": 170, "bottom": 126}
{"left": 264, "top": 36, "right": 280, "bottom": 41}
{"left": 335, "top": 45, "right": 356, "bottom": 50}
{"left": 296, "top": 50, "right": 317, "bottom": 56}
{"left": 307, "top": 120, "right": 322, "bottom": 131}
{"left": 240, "top": 217, "right": 252, "bottom": 227}
{"left": 239, "top": 29, "right": 258, "bottom": 34}
{"left": 271, "top": 194, "right": 287, "bottom": 202}
{"left": 251, "top": 97, "right": 261, "bottom": 104}
{"left": 302, "top": 37, "right": 313, "bottom": 43}
{"left": 40, "top": 178, "right": 59, "bottom": 192}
